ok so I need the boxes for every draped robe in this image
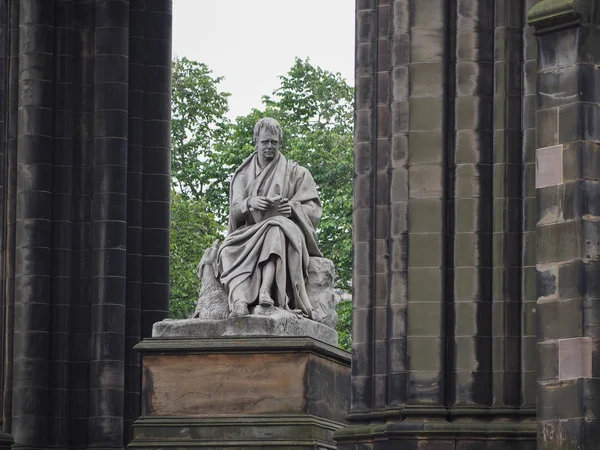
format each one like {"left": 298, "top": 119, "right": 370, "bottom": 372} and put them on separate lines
{"left": 217, "top": 151, "right": 323, "bottom": 317}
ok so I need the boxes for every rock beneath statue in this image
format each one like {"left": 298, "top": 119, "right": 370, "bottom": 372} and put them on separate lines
{"left": 152, "top": 310, "right": 338, "bottom": 347}
{"left": 306, "top": 257, "right": 339, "bottom": 329}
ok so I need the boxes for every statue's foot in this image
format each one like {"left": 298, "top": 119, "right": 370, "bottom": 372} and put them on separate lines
{"left": 259, "top": 289, "right": 275, "bottom": 307}
{"left": 229, "top": 302, "right": 250, "bottom": 317}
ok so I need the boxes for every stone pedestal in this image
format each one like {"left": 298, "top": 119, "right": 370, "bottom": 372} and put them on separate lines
{"left": 128, "top": 337, "right": 350, "bottom": 449}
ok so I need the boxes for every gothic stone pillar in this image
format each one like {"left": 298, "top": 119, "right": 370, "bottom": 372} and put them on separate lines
{"left": 528, "top": 0, "right": 600, "bottom": 448}
{"left": 0, "top": 1, "right": 173, "bottom": 448}
{"left": 335, "top": 0, "right": 537, "bottom": 448}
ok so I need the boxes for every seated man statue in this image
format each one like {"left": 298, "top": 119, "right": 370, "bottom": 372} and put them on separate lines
{"left": 216, "top": 117, "right": 323, "bottom": 318}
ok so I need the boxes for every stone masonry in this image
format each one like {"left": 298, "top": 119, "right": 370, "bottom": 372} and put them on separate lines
{"left": 529, "top": 1, "right": 600, "bottom": 448}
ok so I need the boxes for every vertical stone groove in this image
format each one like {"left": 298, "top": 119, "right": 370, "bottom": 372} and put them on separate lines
{"left": 444, "top": 0, "right": 457, "bottom": 409}
{"left": 372, "top": 0, "right": 391, "bottom": 409}
{"left": 520, "top": 0, "right": 539, "bottom": 410}
{"left": 386, "top": 0, "right": 409, "bottom": 407}
{"left": 492, "top": 0, "right": 525, "bottom": 408}
{"left": 89, "top": 0, "right": 129, "bottom": 447}
{"left": 69, "top": 1, "right": 94, "bottom": 445}
{"left": 124, "top": 0, "right": 144, "bottom": 443}
{"left": 49, "top": 0, "right": 74, "bottom": 446}
{"left": 351, "top": 0, "right": 377, "bottom": 412}
{"left": 1, "top": 0, "right": 17, "bottom": 434}
{"left": 0, "top": 0, "right": 7, "bottom": 426}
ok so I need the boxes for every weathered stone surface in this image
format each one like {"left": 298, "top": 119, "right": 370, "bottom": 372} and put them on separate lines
{"left": 144, "top": 352, "right": 309, "bottom": 416}
{"left": 215, "top": 118, "right": 332, "bottom": 323}
{"left": 153, "top": 310, "right": 338, "bottom": 346}
{"left": 131, "top": 337, "right": 350, "bottom": 449}
{"left": 306, "top": 257, "right": 338, "bottom": 329}
{"left": 532, "top": 3, "right": 600, "bottom": 450}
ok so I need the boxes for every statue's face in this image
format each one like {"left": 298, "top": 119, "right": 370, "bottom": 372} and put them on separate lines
{"left": 256, "top": 128, "right": 281, "bottom": 163}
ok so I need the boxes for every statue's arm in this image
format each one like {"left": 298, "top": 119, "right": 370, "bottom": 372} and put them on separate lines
{"left": 231, "top": 197, "right": 250, "bottom": 223}
{"left": 289, "top": 167, "right": 322, "bottom": 230}
{"left": 229, "top": 175, "right": 250, "bottom": 225}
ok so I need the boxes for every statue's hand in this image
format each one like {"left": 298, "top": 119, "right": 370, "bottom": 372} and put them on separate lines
{"left": 279, "top": 198, "right": 292, "bottom": 217}
{"left": 249, "top": 196, "right": 274, "bottom": 211}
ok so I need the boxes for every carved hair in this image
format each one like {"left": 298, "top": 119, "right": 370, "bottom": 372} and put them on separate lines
{"left": 253, "top": 117, "right": 283, "bottom": 145}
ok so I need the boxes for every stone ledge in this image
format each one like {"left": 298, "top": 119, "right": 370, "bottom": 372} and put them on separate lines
{"left": 345, "top": 406, "right": 538, "bottom": 421}
{"left": 334, "top": 417, "right": 537, "bottom": 443}
{"left": 152, "top": 311, "right": 339, "bottom": 346}
{"left": 135, "top": 335, "right": 351, "bottom": 366}
{"left": 527, "top": 0, "right": 585, "bottom": 33}
{"left": 130, "top": 414, "right": 341, "bottom": 449}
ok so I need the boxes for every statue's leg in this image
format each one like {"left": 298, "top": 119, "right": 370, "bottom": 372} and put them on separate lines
{"left": 259, "top": 257, "right": 276, "bottom": 307}
{"left": 229, "top": 283, "right": 251, "bottom": 317}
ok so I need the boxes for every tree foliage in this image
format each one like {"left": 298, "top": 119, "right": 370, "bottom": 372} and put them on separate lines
{"left": 169, "top": 57, "right": 228, "bottom": 318}
{"left": 170, "top": 192, "right": 222, "bottom": 319}
{"left": 171, "top": 57, "right": 230, "bottom": 200}
{"left": 336, "top": 301, "right": 352, "bottom": 352}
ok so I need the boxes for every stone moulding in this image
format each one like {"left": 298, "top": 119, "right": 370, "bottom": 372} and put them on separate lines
{"left": 344, "top": 406, "right": 538, "bottom": 421}
{"left": 527, "top": 0, "right": 585, "bottom": 34}
{"left": 335, "top": 407, "right": 536, "bottom": 446}
{"left": 133, "top": 336, "right": 349, "bottom": 364}
{"left": 334, "top": 415, "right": 537, "bottom": 445}
{"left": 129, "top": 415, "right": 343, "bottom": 449}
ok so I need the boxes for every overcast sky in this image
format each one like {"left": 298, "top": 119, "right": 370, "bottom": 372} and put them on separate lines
{"left": 172, "top": 0, "right": 355, "bottom": 120}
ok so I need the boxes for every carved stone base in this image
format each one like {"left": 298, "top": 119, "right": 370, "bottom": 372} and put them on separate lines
{"left": 153, "top": 308, "right": 338, "bottom": 346}
{"left": 334, "top": 410, "right": 537, "bottom": 449}
{"left": 129, "top": 337, "right": 351, "bottom": 449}
{"left": 0, "top": 433, "right": 12, "bottom": 450}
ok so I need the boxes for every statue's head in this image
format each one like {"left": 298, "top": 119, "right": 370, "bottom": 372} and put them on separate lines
{"left": 253, "top": 117, "right": 283, "bottom": 145}
{"left": 254, "top": 117, "right": 283, "bottom": 164}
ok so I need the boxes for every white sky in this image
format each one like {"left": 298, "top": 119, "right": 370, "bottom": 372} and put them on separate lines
{"left": 172, "top": 0, "right": 355, "bottom": 120}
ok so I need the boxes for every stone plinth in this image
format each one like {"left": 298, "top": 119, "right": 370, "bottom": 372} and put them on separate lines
{"left": 129, "top": 337, "right": 351, "bottom": 449}
{"left": 153, "top": 309, "right": 338, "bottom": 347}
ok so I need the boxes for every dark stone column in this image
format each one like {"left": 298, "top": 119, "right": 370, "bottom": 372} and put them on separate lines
{"left": 0, "top": 0, "right": 173, "bottom": 448}
{"left": 89, "top": 1, "right": 130, "bottom": 448}
{"left": 12, "top": 1, "right": 55, "bottom": 447}
{"left": 336, "top": 0, "right": 538, "bottom": 447}
{"left": 528, "top": 0, "right": 600, "bottom": 448}
{"left": 140, "top": 0, "right": 171, "bottom": 341}
{"left": 350, "top": 0, "right": 376, "bottom": 413}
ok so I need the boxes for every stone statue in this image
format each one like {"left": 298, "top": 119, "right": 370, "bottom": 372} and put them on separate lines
{"left": 188, "top": 117, "right": 338, "bottom": 331}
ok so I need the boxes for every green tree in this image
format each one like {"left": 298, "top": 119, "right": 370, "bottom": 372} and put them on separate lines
{"left": 170, "top": 193, "right": 222, "bottom": 318}
{"left": 336, "top": 301, "right": 352, "bottom": 352}
{"left": 169, "top": 57, "right": 229, "bottom": 317}
{"left": 171, "top": 57, "right": 231, "bottom": 200}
